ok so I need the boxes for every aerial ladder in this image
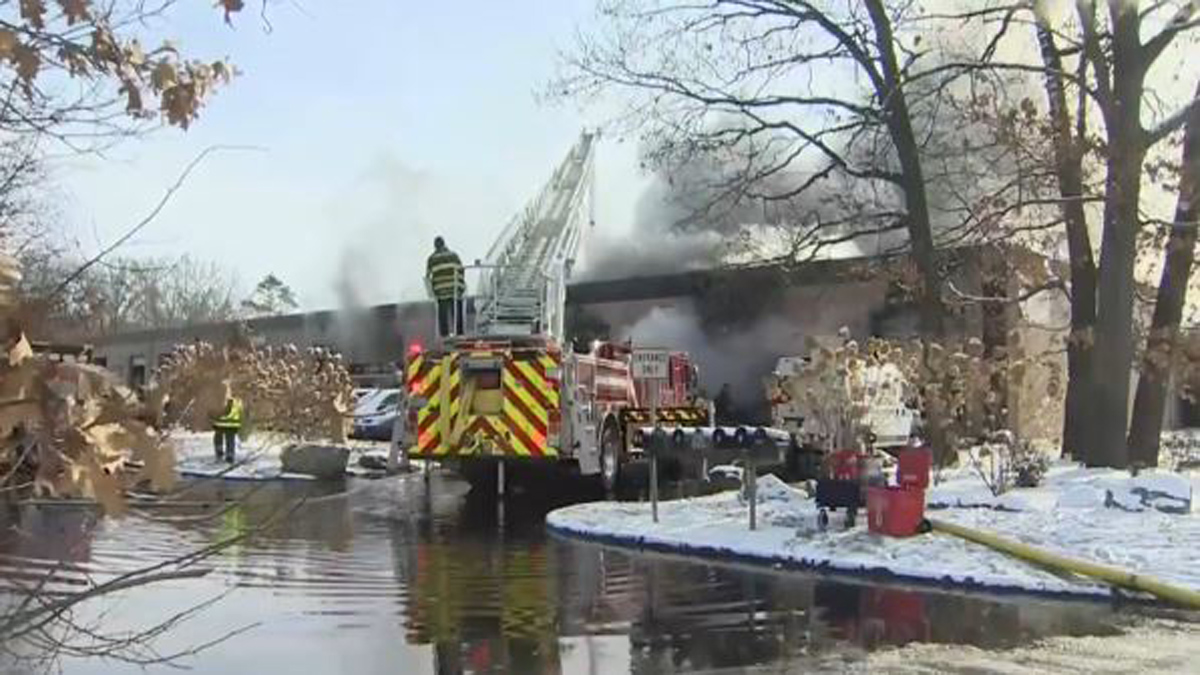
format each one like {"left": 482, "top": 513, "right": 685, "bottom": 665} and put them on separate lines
{"left": 472, "top": 131, "right": 597, "bottom": 340}
{"left": 402, "top": 132, "right": 804, "bottom": 498}
{"left": 402, "top": 131, "right": 710, "bottom": 494}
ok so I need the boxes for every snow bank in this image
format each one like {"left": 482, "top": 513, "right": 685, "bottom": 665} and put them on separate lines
{"left": 928, "top": 463, "right": 1194, "bottom": 514}
{"left": 548, "top": 472, "right": 1200, "bottom": 600}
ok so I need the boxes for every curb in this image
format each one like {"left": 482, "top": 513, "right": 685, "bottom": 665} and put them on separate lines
{"left": 545, "top": 517, "right": 1155, "bottom": 606}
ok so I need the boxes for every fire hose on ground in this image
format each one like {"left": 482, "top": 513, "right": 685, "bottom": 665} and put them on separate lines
{"left": 927, "top": 517, "right": 1200, "bottom": 610}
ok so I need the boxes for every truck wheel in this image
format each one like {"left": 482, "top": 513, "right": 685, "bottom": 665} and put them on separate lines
{"left": 599, "top": 421, "right": 622, "bottom": 494}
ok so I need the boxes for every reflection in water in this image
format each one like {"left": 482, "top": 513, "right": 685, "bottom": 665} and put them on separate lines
{"left": 0, "top": 472, "right": 1127, "bottom": 675}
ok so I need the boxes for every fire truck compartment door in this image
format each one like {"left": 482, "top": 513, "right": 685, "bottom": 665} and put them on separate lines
{"left": 573, "top": 390, "right": 600, "bottom": 474}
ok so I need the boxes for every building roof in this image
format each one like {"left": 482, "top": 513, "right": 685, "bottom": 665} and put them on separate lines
{"left": 92, "top": 246, "right": 1005, "bottom": 346}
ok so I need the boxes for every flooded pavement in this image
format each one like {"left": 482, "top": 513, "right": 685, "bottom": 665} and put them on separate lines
{"left": 0, "top": 469, "right": 1181, "bottom": 674}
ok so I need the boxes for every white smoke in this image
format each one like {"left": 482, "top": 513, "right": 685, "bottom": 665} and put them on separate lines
{"left": 620, "top": 304, "right": 808, "bottom": 421}
{"left": 579, "top": 229, "right": 724, "bottom": 281}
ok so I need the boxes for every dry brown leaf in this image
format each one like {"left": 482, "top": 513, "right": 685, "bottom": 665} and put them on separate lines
{"left": 12, "top": 43, "right": 40, "bottom": 83}
{"left": 0, "top": 30, "right": 18, "bottom": 62}
{"left": 150, "top": 59, "right": 177, "bottom": 90}
{"left": 8, "top": 333, "right": 33, "bottom": 366}
{"left": 80, "top": 453, "right": 125, "bottom": 516}
{"left": 20, "top": 0, "right": 46, "bottom": 30}
{"left": 0, "top": 361, "right": 38, "bottom": 402}
{"left": 0, "top": 401, "right": 40, "bottom": 438}
{"left": 124, "top": 39, "right": 145, "bottom": 67}
{"left": 218, "top": 0, "right": 245, "bottom": 24}
{"left": 57, "top": 0, "right": 90, "bottom": 24}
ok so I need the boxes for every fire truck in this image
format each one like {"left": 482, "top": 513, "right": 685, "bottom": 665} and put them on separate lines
{"left": 403, "top": 132, "right": 709, "bottom": 492}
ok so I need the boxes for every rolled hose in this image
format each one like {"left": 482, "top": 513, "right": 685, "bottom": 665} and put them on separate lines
{"left": 927, "top": 517, "right": 1200, "bottom": 609}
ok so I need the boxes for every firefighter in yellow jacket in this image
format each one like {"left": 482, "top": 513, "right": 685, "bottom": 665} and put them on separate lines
{"left": 212, "top": 395, "right": 244, "bottom": 463}
{"left": 426, "top": 236, "right": 466, "bottom": 338}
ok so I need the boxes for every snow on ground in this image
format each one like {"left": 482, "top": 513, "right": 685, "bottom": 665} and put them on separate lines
{"left": 170, "top": 431, "right": 397, "bottom": 480}
{"left": 928, "top": 462, "right": 1196, "bottom": 514}
{"left": 547, "top": 470, "right": 1200, "bottom": 600}
{"left": 831, "top": 617, "right": 1200, "bottom": 675}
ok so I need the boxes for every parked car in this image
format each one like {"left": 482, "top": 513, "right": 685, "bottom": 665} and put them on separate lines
{"left": 351, "top": 388, "right": 401, "bottom": 441}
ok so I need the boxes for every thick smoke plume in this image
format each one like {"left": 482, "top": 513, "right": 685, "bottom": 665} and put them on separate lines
{"left": 578, "top": 170, "right": 730, "bottom": 281}
{"left": 577, "top": 150, "right": 874, "bottom": 419}
{"left": 618, "top": 305, "right": 809, "bottom": 423}
{"left": 330, "top": 248, "right": 375, "bottom": 360}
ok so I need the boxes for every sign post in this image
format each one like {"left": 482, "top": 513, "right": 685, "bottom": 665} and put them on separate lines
{"left": 633, "top": 350, "right": 670, "bottom": 524}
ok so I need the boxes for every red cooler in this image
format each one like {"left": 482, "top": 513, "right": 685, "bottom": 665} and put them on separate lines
{"left": 867, "top": 486, "right": 926, "bottom": 537}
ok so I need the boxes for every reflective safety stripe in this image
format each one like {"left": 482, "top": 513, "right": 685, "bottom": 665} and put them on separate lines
{"left": 409, "top": 349, "right": 563, "bottom": 458}
{"left": 624, "top": 407, "right": 707, "bottom": 426}
{"left": 427, "top": 251, "right": 466, "bottom": 299}
{"left": 213, "top": 398, "right": 243, "bottom": 429}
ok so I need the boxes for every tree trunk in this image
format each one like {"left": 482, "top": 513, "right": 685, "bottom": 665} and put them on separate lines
{"left": 864, "top": 0, "right": 946, "bottom": 339}
{"left": 1127, "top": 80, "right": 1200, "bottom": 468}
{"left": 864, "top": 0, "right": 951, "bottom": 465}
{"left": 1034, "top": 16, "right": 1098, "bottom": 461}
{"left": 1090, "top": 3, "right": 1147, "bottom": 469}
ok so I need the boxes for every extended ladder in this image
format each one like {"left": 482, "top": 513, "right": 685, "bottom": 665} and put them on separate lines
{"left": 474, "top": 132, "right": 597, "bottom": 340}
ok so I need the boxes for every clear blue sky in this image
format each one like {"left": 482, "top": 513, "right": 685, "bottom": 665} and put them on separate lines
{"left": 55, "top": 0, "right": 646, "bottom": 310}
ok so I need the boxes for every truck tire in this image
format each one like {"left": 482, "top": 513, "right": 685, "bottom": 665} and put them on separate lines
{"left": 599, "top": 419, "right": 622, "bottom": 494}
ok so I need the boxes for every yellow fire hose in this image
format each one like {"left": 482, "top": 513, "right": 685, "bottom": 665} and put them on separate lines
{"left": 927, "top": 517, "right": 1200, "bottom": 610}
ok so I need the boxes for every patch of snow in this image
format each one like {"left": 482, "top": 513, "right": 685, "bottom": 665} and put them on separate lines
{"left": 171, "top": 431, "right": 343, "bottom": 481}
{"left": 928, "top": 462, "right": 1192, "bottom": 514}
{"left": 549, "top": 470, "right": 1200, "bottom": 600}
{"left": 170, "top": 431, "right": 427, "bottom": 480}
{"left": 708, "top": 464, "right": 743, "bottom": 483}
{"left": 1059, "top": 484, "right": 1106, "bottom": 509}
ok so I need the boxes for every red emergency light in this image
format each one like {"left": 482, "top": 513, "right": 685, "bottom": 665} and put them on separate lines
{"left": 408, "top": 341, "right": 423, "bottom": 357}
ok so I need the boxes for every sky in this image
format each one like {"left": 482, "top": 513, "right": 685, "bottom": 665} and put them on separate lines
{"left": 54, "top": 0, "right": 648, "bottom": 311}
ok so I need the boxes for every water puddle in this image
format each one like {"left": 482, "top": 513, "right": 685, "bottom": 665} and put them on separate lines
{"left": 0, "top": 472, "right": 1156, "bottom": 674}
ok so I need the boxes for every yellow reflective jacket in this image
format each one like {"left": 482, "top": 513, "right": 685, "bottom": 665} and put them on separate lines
{"left": 426, "top": 249, "right": 466, "bottom": 300}
{"left": 213, "top": 397, "right": 244, "bottom": 430}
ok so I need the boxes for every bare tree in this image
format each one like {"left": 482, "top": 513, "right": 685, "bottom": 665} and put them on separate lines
{"left": 924, "top": 0, "right": 1200, "bottom": 467}
{"left": 554, "top": 0, "right": 958, "bottom": 336}
{"left": 1075, "top": 1, "right": 1200, "bottom": 468}
{"left": 1031, "top": 4, "right": 1100, "bottom": 461}
{"left": 135, "top": 256, "right": 238, "bottom": 330}
{"left": 47, "top": 254, "right": 239, "bottom": 336}
{"left": 1127, "top": 78, "right": 1200, "bottom": 467}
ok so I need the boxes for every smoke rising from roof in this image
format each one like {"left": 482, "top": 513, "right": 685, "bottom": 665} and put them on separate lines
{"left": 329, "top": 248, "right": 376, "bottom": 361}
{"left": 619, "top": 304, "right": 806, "bottom": 423}
{"left": 578, "top": 170, "right": 730, "bottom": 281}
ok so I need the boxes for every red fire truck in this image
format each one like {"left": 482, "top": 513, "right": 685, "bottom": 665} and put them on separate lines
{"left": 402, "top": 133, "right": 712, "bottom": 493}
{"left": 403, "top": 337, "right": 706, "bottom": 492}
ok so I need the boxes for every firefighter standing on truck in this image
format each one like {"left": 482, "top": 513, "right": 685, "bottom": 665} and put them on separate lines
{"left": 427, "top": 236, "right": 466, "bottom": 338}
{"left": 211, "top": 394, "right": 244, "bottom": 463}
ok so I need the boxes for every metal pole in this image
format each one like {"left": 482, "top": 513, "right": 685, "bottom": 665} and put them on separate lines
{"left": 497, "top": 459, "right": 506, "bottom": 527}
{"left": 497, "top": 459, "right": 506, "bottom": 499}
{"left": 650, "top": 383, "right": 659, "bottom": 524}
{"left": 746, "top": 448, "right": 757, "bottom": 531}
{"left": 650, "top": 441, "right": 659, "bottom": 523}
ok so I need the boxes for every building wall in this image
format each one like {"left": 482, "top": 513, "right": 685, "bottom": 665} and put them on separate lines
{"left": 92, "top": 253, "right": 1084, "bottom": 441}
{"left": 96, "top": 302, "right": 438, "bottom": 386}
